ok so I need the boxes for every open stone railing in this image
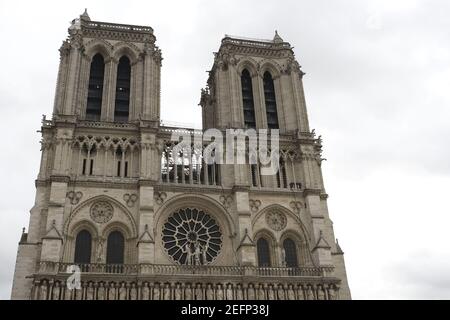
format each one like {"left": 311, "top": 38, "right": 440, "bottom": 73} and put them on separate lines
{"left": 39, "top": 262, "right": 334, "bottom": 278}
{"left": 85, "top": 21, "right": 153, "bottom": 33}
{"left": 222, "top": 36, "right": 292, "bottom": 49}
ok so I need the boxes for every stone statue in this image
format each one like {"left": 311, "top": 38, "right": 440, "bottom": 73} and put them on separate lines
{"left": 206, "top": 284, "right": 214, "bottom": 300}
{"left": 281, "top": 247, "right": 287, "bottom": 267}
{"left": 130, "top": 283, "right": 137, "bottom": 300}
{"left": 153, "top": 284, "right": 160, "bottom": 300}
{"left": 306, "top": 285, "right": 314, "bottom": 300}
{"left": 257, "top": 285, "right": 265, "bottom": 300}
{"left": 328, "top": 285, "right": 337, "bottom": 300}
{"left": 75, "top": 283, "right": 83, "bottom": 300}
{"left": 96, "top": 239, "right": 104, "bottom": 262}
{"left": 40, "top": 282, "right": 48, "bottom": 300}
{"left": 175, "top": 283, "right": 182, "bottom": 300}
{"left": 194, "top": 243, "right": 202, "bottom": 265}
{"left": 287, "top": 285, "right": 295, "bottom": 300}
{"left": 184, "top": 244, "right": 193, "bottom": 265}
{"left": 64, "top": 283, "right": 72, "bottom": 300}
{"left": 216, "top": 284, "right": 224, "bottom": 300}
{"left": 195, "top": 283, "right": 203, "bottom": 300}
{"left": 277, "top": 284, "right": 285, "bottom": 300}
{"left": 52, "top": 282, "right": 60, "bottom": 300}
{"left": 268, "top": 285, "right": 275, "bottom": 300}
{"left": 141, "top": 284, "right": 150, "bottom": 300}
{"left": 201, "top": 243, "right": 209, "bottom": 265}
{"left": 184, "top": 284, "right": 192, "bottom": 300}
{"left": 119, "top": 283, "right": 127, "bottom": 300}
{"left": 163, "top": 283, "right": 171, "bottom": 300}
{"left": 226, "top": 283, "right": 233, "bottom": 300}
{"left": 236, "top": 284, "right": 243, "bottom": 300}
{"left": 86, "top": 282, "right": 94, "bottom": 300}
{"left": 317, "top": 286, "right": 325, "bottom": 300}
{"left": 247, "top": 284, "right": 255, "bottom": 300}
{"left": 107, "top": 283, "right": 115, "bottom": 300}
{"left": 97, "top": 283, "right": 105, "bottom": 300}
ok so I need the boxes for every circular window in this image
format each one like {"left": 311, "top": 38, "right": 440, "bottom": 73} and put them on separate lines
{"left": 90, "top": 201, "right": 114, "bottom": 224}
{"left": 162, "top": 208, "right": 222, "bottom": 265}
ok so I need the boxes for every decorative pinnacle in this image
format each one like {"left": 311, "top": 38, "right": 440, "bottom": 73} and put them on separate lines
{"left": 273, "top": 30, "right": 284, "bottom": 43}
{"left": 80, "top": 8, "right": 90, "bottom": 21}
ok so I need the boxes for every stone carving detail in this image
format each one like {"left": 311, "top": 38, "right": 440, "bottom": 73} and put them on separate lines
{"left": 32, "top": 278, "right": 338, "bottom": 300}
{"left": 265, "top": 210, "right": 287, "bottom": 231}
{"left": 249, "top": 199, "right": 261, "bottom": 213}
{"left": 219, "top": 195, "right": 233, "bottom": 209}
{"left": 154, "top": 192, "right": 167, "bottom": 205}
{"left": 90, "top": 201, "right": 114, "bottom": 224}
{"left": 123, "top": 193, "right": 138, "bottom": 207}
{"left": 67, "top": 191, "right": 83, "bottom": 205}
{"left": 162, "top": 208, "right": 222, "bottom": 265}
{"left": 290, "top": 201, "right": 303, "bottom": 214}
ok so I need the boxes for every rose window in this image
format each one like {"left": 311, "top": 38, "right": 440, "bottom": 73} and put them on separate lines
{"left": 162, "top": 208, "right": 222, "bottom": 265}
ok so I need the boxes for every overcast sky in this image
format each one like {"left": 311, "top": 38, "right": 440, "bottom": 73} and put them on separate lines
{"left": 1, "top": 0, "right": 449, "bottom": 299}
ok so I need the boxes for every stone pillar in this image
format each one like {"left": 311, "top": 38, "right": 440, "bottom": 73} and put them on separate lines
{"left": 234, "top": 190, "right": 256, "bottom": 266}
{"left": 62, "top": 41, "right": 83, "bottom": 115}
{"left": 103, "top": 58, "right": 117, "bottom": 121}
{"left": 27, "top": 185, "right": 47, "bottom": 243}
{"left": 53, "top": 41, "right": 70, "bottom": 115}
{"left": 255, "top": 72, "right": 266, "bottom": 128}
{"left": 290, "top": 70, "right": 310, "bottom": 132}
{"left": 142, "top": 51, "right": 153, "bottom": 120}
{"left": 137, "top": 185, "right": 155, "bottom": 265}
{"left": 305, "top": 193, "right": 332, "bottom": 266}
{"left": 40, "top": 180, "right": 67, "bottom": 262}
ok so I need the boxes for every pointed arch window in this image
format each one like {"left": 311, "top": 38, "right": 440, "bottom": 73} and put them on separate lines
{"left": 106, "top": 231, "right": 125, "bottom": 265}
{"left": 283, "top": 238, "right": 298, "bottom": 267}
{"left": 74, "top": 230, "right": 92, "bottom": 264}
{"left": 257, "top": 238, "right": 271, "bottom": 267}
{"left": 114, "top": 56, "right": 131, "bottom": 122}
{"left": 86, "top": 54, "right": 105, "bottom": 121}
{"left": 241, "top": 69, "right": 256, "bottom": 128}
{"left": 263, "top": 72, "right": 279, "bottom": 129}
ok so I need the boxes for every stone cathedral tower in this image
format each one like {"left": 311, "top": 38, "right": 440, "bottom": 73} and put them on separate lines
{"left": 11, "top": 11, "right": 351, "bottom": 300}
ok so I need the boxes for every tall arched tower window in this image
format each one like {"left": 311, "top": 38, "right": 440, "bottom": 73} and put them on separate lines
{"left": 74, "top": 230, "right": 92, "bottom": 264}
{"left": 106, "top": 231, "right": 125, "bottom": 264}
{"left": 263, "top": 71, "right": 279, "bottom": 129}
{"left": 257, "top": 238, "right": 271, "bottom": 267}
{"left": 86, "top": 54, "right": 105, "bottom": 121}
{"left": 241, "top": 69, "right": 256, "bottom": 128}
{"left": 114, "top": 56, "right": 131, "bottom": 122}
{"left": 283, "top": 238, "right": 298, "bottom": 267}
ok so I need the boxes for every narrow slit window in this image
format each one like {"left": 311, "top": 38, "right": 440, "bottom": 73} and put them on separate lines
{"left": 89, "top": 159, "right": 94, "bottom": 175}
{"left": 82, "top": 159, "right": 87, "bottom": 175}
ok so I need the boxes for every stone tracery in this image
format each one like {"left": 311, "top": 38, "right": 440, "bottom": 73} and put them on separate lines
{"left": 162, "top": 208, "right": 223, "bottom": 265}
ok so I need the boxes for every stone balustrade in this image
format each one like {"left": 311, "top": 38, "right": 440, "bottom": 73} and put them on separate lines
{"left": 39, "top": 261, "right": 333, "bottom": 278}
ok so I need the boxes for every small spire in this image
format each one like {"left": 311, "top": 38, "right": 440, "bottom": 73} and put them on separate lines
{"left": 80, "top": 8, "right": 90, "bottom": 21}
{"left": 273, "top": 30, "right": 283, "bottom": 43}
{"left": 335, "top": 238, "right": 344, "bottom": 254}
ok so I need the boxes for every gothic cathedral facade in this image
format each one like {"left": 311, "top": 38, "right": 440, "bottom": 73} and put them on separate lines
{"left": 11, "top": 11, "right": 351, "bottom": 300}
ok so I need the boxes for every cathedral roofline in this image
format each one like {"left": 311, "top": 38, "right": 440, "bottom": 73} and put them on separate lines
{"left": 69, "top": 10, "right": 155, "bottom": 43}
{"left": 222, "top": 31, "right": 291, "bottom": 49}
